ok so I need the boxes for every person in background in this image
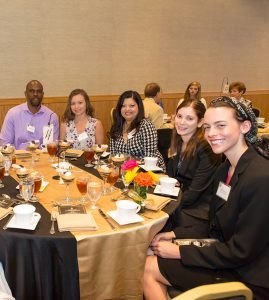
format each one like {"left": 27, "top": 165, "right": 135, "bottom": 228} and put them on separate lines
{"left": 165, "top": 99, "right": 221, "bottom": 231}
{"left": 143, "top": 96, "right": 269, "bottom": 300}
{"left": 60, "top": 89, "right": 104, "bottom": 149}
{"left": 177, "top": 81, "right": 207, "bottom": 109}
{"left": 143, "top": 83, "right": 164, "bottom": 129}
{"left": 0, "top": 80, "right": 59, "bottom": 149}
{"left": 109, "top": 90, "right": 165, "bottom": 170}
{"left": 229, "top": 81, "right": 252, "bottom": 108}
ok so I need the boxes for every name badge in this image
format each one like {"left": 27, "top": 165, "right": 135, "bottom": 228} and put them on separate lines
{"left": 78, "top": 132, "right": 88, "bottom": 142}
{"left": 216, "top": 181, "right": 231, "bottom": 201}
{"left": 43, "top": 124, "right": 54, "bottom": 145}
{"left": 27, "top": 124, "right": 35, "bottom": 133}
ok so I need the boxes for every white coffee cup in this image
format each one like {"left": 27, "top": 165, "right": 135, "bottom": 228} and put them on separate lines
{"left": 256, "top": 117, "right": 265, "bottom": 123}
{"left": 160, "top": 177, "right": 177, "bottom": 194}
{"left": 144, "top": 157, "right": 158, "bottom": 169}
{"left": 116, "top": 200, "right": 141, "bottom": 218}
{"left": 13, "top": 204, "right": 36, "bottom": 224}
{"left": 163, "top": 113, "right": 168, "bottom": 119}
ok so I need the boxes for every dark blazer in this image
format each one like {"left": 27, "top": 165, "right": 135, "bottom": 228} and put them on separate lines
{"left": 178, "top": 147, "right": 269, "bottom": 288}
{"left": 167, "top": 140, "right": 221, "bottom": 220}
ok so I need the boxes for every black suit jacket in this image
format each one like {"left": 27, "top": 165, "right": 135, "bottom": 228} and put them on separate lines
{"left": 178, "top": 147, "right": 269, "bottom": 288}
{"left": 167, "top": 140, "right": 221, "bottom": 220}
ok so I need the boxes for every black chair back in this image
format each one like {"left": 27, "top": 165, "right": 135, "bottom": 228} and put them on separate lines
{"left": 157, "top": 128, "right": 173, "bottom": 165}
{"left": 252, "top": 107, "right": 260, "bottom": 117}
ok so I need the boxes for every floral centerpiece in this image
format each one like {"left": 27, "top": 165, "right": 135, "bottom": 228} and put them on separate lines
{"left": 121, "top": 160, "right": 159, "bottom": 209}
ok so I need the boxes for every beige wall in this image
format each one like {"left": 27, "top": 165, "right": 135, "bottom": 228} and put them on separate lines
{"left": 0, "top": 0, "right": 269, "bottom": 98}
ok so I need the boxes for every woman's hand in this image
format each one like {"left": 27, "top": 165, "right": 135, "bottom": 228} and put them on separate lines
{"left": 151, "top": 241, "right": 180, "bottom": 259}
{"left": 151, "top": 231, "right": 176, "bottom": 246}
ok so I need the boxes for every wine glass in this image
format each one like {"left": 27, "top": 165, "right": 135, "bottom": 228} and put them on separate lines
{"left": 20, "top": 178, "right": 34, "bottom": 202}
{"left": 96, "top": 164, "right": 113, "bottom": 195}
{"left": 29, "top": 172, "right": 43, "bottom": 202}
{"left": 60, "top": 171, "right": 75, "bottom": 203}
{"left": 58, "top": 140, "right": 71, "bottom": 162}
{"left": 92, "top": 144, "right": 108, "bottom": 167}
{"left": 0, "top": 163, "right": 5, "bottom": 188}
{"left": 84, "top": 147, "right": 95, "bottom": 167}
{"left": 110, "top": 153, "right": 128, "bottom": 182}
{"left": 47, "top": 141, "right": 58, "bottom": 162}
{"left": 16, "top": 168, "right": 31, "bottom": 199}
{"left": 3, "top": 155, "right": 12, "bottom": 176}
{"left": 107, "top": 165, "right": 119, "bottom": 194}
{"left": 27, "top": 140, "right": 40, "bottom": 167}
{"left": 87, "top": 178, "right": 103, "bottom": 209}
{"left": 121, "top": 168, "right": 131, "bottom": 194}
{"left": 76, "top": 176, "right": 89, "bottom": 203}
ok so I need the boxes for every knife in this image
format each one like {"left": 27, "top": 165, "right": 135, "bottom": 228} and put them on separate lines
{"left": 98, "top": 209, "right": 116, "bottom": 230}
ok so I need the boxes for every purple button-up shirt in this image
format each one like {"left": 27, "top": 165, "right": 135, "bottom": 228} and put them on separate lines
{"left": 0, "top": 103, "right": 59, "bottom": 149}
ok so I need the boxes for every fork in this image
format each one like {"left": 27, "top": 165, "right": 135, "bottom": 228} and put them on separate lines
{"left": 50, "top": 213, "right": 56, "bottom": 234}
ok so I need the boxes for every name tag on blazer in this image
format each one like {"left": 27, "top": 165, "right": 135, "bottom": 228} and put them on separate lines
{"left": 216, "top": 181, "right": 231, "bottom": 201}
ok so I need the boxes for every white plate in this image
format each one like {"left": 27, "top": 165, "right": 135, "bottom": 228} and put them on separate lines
{"left": 153, "top": 185, "right": 180, "bottom": 197}
{"left": 107, "top": 210, "right": 144, "bottom": 225}
{"left": 139, "top": 165, "right": 163, "bottom": 172}
{"left": 6, "top": 213, "right": 41, "bottom": 230}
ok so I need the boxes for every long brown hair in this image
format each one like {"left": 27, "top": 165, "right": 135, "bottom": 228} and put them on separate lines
{"left": 62, "top": 89, "right": 94, "bottom": 122}
{"left": 183, "top": 81, "right": 202, "bottom": 101}
{"left": 169, "top": 99, "right": 206, "bottom": 159}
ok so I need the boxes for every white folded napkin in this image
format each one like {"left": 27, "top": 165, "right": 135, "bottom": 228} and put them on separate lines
{"left": 56, "top": 213, "right": 98, "bottom": 232}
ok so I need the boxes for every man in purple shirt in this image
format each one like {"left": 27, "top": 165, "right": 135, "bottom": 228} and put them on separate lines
{"left": 0, "top": 80, "right": 59, "bottom": 149}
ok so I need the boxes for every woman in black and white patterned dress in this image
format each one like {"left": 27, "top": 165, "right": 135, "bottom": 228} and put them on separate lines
{"left": 109, "top": 90, "right": 165, "bottom": 170}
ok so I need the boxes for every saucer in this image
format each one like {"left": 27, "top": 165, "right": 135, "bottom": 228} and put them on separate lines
{"left": 6, "top": 213, "right": 41, "bottom": 230}
{"left": 139, "top": 165, "right": 163, "bottom": 172}
{"left": 153, "top": 185, "right": 180, "bottom": 197}
{"left": 107, "top": 210, "right": 144, "bottom": 225}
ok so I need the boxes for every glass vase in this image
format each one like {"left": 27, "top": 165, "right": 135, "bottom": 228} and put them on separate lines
{"left": 134, "top": 182, "right": 147, "bottom": 212}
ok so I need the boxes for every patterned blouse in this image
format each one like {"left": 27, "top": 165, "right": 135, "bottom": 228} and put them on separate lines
{"left": 65, "top": 118, "right": 97, "bottom": 150}
{"left": 109, "top": 119, "right": 165, "bottom": 170}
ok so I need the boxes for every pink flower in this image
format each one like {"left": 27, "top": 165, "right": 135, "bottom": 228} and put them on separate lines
{"left": 121, "top": 160, "right": 138, "bottom": 170}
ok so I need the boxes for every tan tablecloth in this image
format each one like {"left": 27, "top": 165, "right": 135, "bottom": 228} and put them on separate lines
{"left": 12, "top": 154, "right": 168, "bottom": 300}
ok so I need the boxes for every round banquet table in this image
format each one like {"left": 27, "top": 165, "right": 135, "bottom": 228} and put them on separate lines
{"left": 0, "top": 152, "right": 180, "bottom": 300}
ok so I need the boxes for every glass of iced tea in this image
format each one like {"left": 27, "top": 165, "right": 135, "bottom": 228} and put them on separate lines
{"left": 84, "top": 147, "right": 95, "bottom": 168}
{"left": 47, "top": 141, "right": 58, "bottom": 162}
{"left": 76, "top": 176, "right": 89, "bottom": 202}
{"left": 29, "top": 172, "right": 43, "bottom": 202}
{"left": 107, "top": 165, "right": 119, "bottom": 193}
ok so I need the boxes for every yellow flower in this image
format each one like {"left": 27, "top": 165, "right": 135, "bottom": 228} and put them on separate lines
{"left": 147, "top": 171, "right": 160, "bottom": 184}
{"left": 124, "top": 167, "right": 139, "bottom": 183}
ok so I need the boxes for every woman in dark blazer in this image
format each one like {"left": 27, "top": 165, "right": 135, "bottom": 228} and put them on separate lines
{"left": 166, "top": 99, "right": 221, "bottom": 230}
{"left": 144, "top": 96, "right": 269, "bottom": 300}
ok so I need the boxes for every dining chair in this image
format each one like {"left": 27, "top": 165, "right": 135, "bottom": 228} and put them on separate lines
{"left": 0, "top": 263, "right": 15, "bottom": 300}
{"left": 169, "top": 282, "right": 253, "bottom": 300}
{"left": 157, "top": 128, "right": 173, "bottom": 165}
{"left": 252, "top": 107, "right": 260, "bottom": 117}
{"left": 110, "top": 107, "right": 116, "bottom": 126}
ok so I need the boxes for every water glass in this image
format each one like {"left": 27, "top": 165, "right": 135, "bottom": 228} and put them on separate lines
{"left": 3, "top": 156, "right": 12, "bottom": 176}
{"left": 20, "top": 178, "right": 34, "bottom": 202}
{"left": 87, "top": 178, "right": 103, "bottom": 209}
